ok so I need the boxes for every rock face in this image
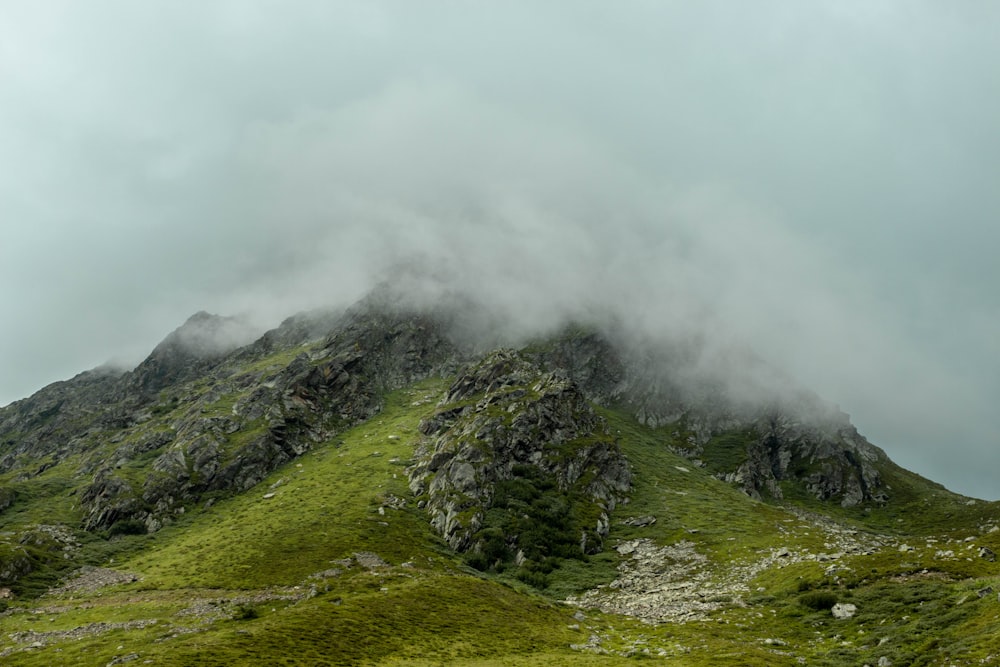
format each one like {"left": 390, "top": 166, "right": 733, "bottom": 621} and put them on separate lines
{"left": 407, "top": 349, "right": 631, "bottom": 562}
{"left": 124, "top": 312, "right": 262, "bottom": 398}
{"left": 529, "top": 328, "right": 889, "bottom": 507}
{"left": 77, "top": 297, "right": 464, "bottom": 532}
{"left": 726, "top": 414, "right": 887, "bottom": 507}
{"left": 0, "top": 367, "right": 124, "bottom": 472}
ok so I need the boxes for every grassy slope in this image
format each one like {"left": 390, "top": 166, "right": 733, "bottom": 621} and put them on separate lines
{"left": 592, "top": 411, "right": 1000, "bottom": 666}
{"left": 0, "top": 380, "right": 614, "bottom": 666}
{"left": 1, "top": 376, "right": 999, "bottom": 665}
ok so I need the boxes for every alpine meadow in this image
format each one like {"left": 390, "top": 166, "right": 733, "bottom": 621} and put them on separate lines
{"left": 2, "top": 2, "right": 999, "bottom": 665}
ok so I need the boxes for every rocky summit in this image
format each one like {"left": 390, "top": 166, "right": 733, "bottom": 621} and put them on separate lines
{"left": 0, "top": 285, "right": 998, "bottom": 666}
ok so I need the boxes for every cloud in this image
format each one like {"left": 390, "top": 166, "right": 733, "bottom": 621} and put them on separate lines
{"left": 0, "top": 1, "right": 997, "bottom": 498}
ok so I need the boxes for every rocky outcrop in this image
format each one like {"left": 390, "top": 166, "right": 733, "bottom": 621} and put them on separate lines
{"left": 79, "top": 301, "right": 464, "bottom": 532}
{"left": 723, "top": 414, "right": 887, "bottom": 507}
{"left": 123, "top": 312, "right": 261, "bottom": 398}
{"left": 0, "top": 525, "right": 78, "bottom": 589}
{"left": 407, "top": 349, "right": 631, "bottom": 561}
{"left": 530, "top": 327, "right": 890, "bottom": 507}
{"left": 0, "top": 367, "right": 124, "bottom": 472}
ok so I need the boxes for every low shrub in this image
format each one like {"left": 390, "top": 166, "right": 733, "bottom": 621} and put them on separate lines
{"left": 799, "top": 591, "right": 838, "bottom": 611}
{"left": 515, "top": 568, "right": 549, "bottom": 589}
{"left": 232, "top": 604, "right": 259, "bottom": 620}
{"left": 107, "top": 518, "right": 148, "bottom": 538}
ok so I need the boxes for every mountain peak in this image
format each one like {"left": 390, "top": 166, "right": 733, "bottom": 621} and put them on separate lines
{"left": 125, "top": 311, "right": 262, "bottom": 396}
{"left": 162, "top": 311, "right": 259, "bottom": 358}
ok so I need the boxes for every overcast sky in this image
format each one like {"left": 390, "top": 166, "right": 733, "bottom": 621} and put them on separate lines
{"left": 1, "top": 1, "right": 997, "bottom": 499}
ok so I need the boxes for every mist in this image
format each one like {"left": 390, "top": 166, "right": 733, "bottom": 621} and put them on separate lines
{"left": 1, "top": 1, "right": 998, "bottom": 498}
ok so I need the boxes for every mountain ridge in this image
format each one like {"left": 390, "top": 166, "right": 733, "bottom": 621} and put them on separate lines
{"left": 0, "top": 285, "right": 997, "bottom": 665}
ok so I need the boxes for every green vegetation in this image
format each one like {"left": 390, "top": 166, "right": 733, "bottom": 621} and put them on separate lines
{"left": 798, "top": 590, "right": 838, "bottom": 610}
{"left": 466, "top": 463, "right": 592, "bottom": 587}
{"left": 1, "top": 365, "right": 1000, "bottom": 664}
{"left": 700, "top": 430, "right": 753, "bottom": 475}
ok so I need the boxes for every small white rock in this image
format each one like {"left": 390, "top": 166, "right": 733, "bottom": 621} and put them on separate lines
{"left": 831, "top": 603, "right": 857, "bottom": 619}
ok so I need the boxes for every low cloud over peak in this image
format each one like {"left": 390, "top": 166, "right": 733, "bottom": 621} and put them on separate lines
{"left": 1, "top": 1, "right": 997, "bottom": 498}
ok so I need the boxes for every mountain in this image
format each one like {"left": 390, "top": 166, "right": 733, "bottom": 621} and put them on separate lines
{"left": 0, "top": 285, "right": 997, "bottom": 666}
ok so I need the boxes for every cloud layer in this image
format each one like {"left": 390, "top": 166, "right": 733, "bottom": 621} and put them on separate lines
{"left": 1, "top": 1, "right": 997, "bottom": 498}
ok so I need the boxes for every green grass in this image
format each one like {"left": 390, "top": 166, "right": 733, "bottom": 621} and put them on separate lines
{"left": 126, "top": 377, "right": 453, "bottom": 589}
{"left": 593, "top": 408, "right": 813, "bottom": 562}
{"left": 700, "top": 430, "right": 754, "bottom": 476}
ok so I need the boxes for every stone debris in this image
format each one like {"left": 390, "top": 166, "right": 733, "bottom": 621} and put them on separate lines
{"left": 569, "top": 634, "right": 609, "bottom": 654}
{"left": 353, "top": 552, "right": 389, "bottom": 569}
{"left": 175, "top": 589, "right": 304, "bottom": 621}
{"left": 568, "top": 539, "right": 731, "bottom": 623}
{"left": 621, "top": 516, "right": 657, "bottom": 527}
{"left": 2, "top": 619, "right": 158, "bottom": 656}
{"left": 309, "top": 568, "right": 343, "bottom": 579}
{"left": 48, "top": 566, "right": 141, "bottom": 595}
{"left": 569, "top": 507, "right": 894, "bottom": 624}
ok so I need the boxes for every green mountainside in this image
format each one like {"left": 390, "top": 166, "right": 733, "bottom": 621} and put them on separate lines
{"left": 0, "top": 289, "right": 998, "bottom": 665}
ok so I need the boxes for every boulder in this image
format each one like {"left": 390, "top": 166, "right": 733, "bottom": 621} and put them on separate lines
{"left": 831, "top": 603, "right": 857, "bottom": 619}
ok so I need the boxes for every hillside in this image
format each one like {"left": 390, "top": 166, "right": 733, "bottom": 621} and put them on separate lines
{"left": 0, "top": 290, "right": 998, "bottom": 666}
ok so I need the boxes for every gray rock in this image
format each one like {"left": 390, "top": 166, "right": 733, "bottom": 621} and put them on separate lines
{"left": 353, "top": 552, "right": 389, "bottom": 569}
{"left": 622, "top": 515, "right": 657, "bottom": 527}
{"left": 831, "top": 603, "right": 857, "bottom": 619}
{"left": 408, "top": 349, "right": 630, "bottom": 554}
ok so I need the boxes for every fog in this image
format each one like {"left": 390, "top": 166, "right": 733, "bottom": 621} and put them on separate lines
{"left": 1, "top": 1, "right": 998, "bottom": 498}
